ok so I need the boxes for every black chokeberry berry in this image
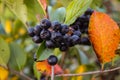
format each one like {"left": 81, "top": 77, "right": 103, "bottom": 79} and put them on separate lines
{"left": 28, "top": 27, "right": 35, "bottom": 37}
{"left": 45, "top": 40, "right": 55, "bottom": 48}
{"left": 70, "top": 35, "right": 80, "bottom": 45}
{"left": 80, "top": 37, "right": 91, "bottom": 45}
{"left": 34, "top": 24, "right": 42, "bottom": 36}
{"left": 63, "top": 34, "right": 70, "bottom": 42}
{"left": 40, "top": 74, "right": 46, "bottom": 80}
{"left": 71, "top": 25, "right": 79, "bottom": 30}
{"left": 60, "top": 46, "right": 68, "bottom": 51}
{"left": 51, "top": 32, "right": 62, "bottom": 42}
{"left": 60, "top": 24, "right": 69, "bottom": 35}
{"left": 48, "top": 55, "right": 58, "bottom": 66}
{"left": 52, "top": 21, "right": 61, "bottom": 32}
{"left": 85, "top": 8, "right": 94, "bottom": 15}
{"left": 59, "top": 42, "right": 68, "bottom": 51}
{"left": 40, "top": 29, "right": 51, "bottom": 40}
{"left": 78, "top": 15, "right": 87, "bottom": 22}
{"left": 73, "top": 30, "right": 81, "bottom": 37}
{"left": 41, "top": 19, "right": 51, "bottom": 29}
{"left": 32, "top": 35, "right": 43, "bottom": 43}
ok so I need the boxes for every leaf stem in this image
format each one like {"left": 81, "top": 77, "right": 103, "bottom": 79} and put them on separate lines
{"left": 9, "top": 68, "right": 33, "bottom": 80}
{"left": 56, "top": 66, "right": 120, "bottom": 77}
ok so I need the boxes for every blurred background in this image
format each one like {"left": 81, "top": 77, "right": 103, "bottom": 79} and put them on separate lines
{"left": 0, "top": 0, "right": 120, "bottom": 80}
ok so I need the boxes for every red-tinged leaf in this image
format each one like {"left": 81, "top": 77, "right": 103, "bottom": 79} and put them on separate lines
{"left": 40, "top": 0, "right": 47, "bottom": 10}
{"left": 54, "top": 64, "right": 63, "bottom": 75}
{"left": 36, "top": 60, "right": 63, "bottom": 76}
{"left": 88, "top": 11, "right": 120, "bottom": 64}
{"left": 37, "top": 0, "right": 47, "bottom": 17}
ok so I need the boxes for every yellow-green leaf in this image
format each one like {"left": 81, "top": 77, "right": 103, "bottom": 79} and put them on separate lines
{"left": 64, "top": 0, "right": 92, "bottom": 25}
{"left": 0, "top": 38, "right": 10, "bottom": 67}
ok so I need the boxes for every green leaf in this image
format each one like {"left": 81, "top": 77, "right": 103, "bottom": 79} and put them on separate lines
{"left": 90, "top": 0, "right": 102, "bottom": 9}
{"left": 36, "top": 41, "right": 46, "bottom": 59}
{"left": 12, "top": 19, "right": 24, "bottom": 35}
{"left": 59, "top": 0, "right": 72, "bottom": 7}
{"left": 48, "top": 6, "right": 66, "bottom": 23}
{"left": 38, "top": 49, "right": 53, "bottom": 60}
{"left": 4, "top": 0, "right": 45, "bottom": 27}
{"left": 8, "top": 42, "right": 27, "bottom": 71}
{"left": 24, "top": 0, "right": 45, "bottom": 22}
{"left": 0, "top": 38, "right": 10, "bottom": 67}
{"left": 4, "top": 0, "right": 27, "bottom": 26}
{"left": 76, "top": 46, "right": 89, "bottom": 64}
{"left": 33, "top": 62, "right": 41, "bottom": 80}
{"left": 68, "top": 47, "right": 81, "bottom": 63}
{"left": 36, "top": 41, "right": 53, "bottom": 60}
{"left": 64, "top": 0, "right": 92, "bottom": 25}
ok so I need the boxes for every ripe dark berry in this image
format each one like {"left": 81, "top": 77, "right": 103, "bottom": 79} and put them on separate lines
{"left": 71, "top": 25, "right": 79, "bottom": 30}
{"left": 40, "top": 29, "right": 51, "bottom": 40}
{"left": 51, "top": 32, "right": 62, "bottom": 42}
{"left": 73, "top": 30, "right": 81, "bottom": 37}
{"left": 40, "top": 74, "right": 46, "bottom": 80}
{"left": 52, "top": 21, "right": 61, "bottom": 32}
{"left": 60, "top": 24, "right": 69, "bottom": 35}
{"left": 59, "top": 42, "right": 68, "bottom": 51}
{"left": 41, "top": 19, "right": 51, "bottom": 29}
{"left": 34, "top": 25, "right": 42, "bottom": 36}
{"left": 63, "top": 34, "right": 70, "bottom": 41}
{"left": 78, "top": 15, "right": 87, "bottom": 22}
{"left": 45, "top": 40, "right": 55, "bottom": 48}
{"left": 85, "top": 8, "right": 94, "bottom": 15}
{"left": 48, "top": 55, "right": 58, "bottom": 66}
{"left": 32, "top": 35, "right": 43, "bottom": 43}
{"left": 28, "top": 27, "right": 35, "bottom": 37}
{"left": 60, "top": 46, "right": 68, "bottom": 51}
{"left": 80, "top": 37, "right": 91, "bottom": 45}
{"left": 70, "top": 35, "right": 80, "bottom": 45}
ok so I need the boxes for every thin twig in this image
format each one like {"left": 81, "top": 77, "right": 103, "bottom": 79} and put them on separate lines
{"left": 56, "top": 66, "right": 120, "bottom": 77}
{"left": 10, "top": 68, "right": 33, "bottom": 80}
{"left": 60, "top": 51, "right": 67, "bottom": 67}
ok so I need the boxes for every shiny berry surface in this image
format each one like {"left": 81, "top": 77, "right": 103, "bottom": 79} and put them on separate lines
{"left": 28, "top": 27, "right": 35, "bottom": 37}
{"left": 41, "top": 19, "right": 51, "bottom": 29}
{"left": 47, "top": 55, "right": 58, "bottom": 66}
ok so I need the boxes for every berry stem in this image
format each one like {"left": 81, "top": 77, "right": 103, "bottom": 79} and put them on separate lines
{"left": 60, "top": 51, "right": 67, "bottom": 68}
{"left": 51, "top": 66, "right": 54, "bottom": 80}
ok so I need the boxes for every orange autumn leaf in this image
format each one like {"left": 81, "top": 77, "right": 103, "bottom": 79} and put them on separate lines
{"left": 88, "top": 11, "right": 120, "bottom": 64}
{"left": 36, "top": 60, "right": 63, "bottom": 76}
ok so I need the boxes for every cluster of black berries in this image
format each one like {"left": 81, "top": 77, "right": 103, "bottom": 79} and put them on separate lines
{"left": 28, "top": 8, "right": 93, "bottom": 51}
{"left": 71, "top": 8, "right": 94, "bottom": 33}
